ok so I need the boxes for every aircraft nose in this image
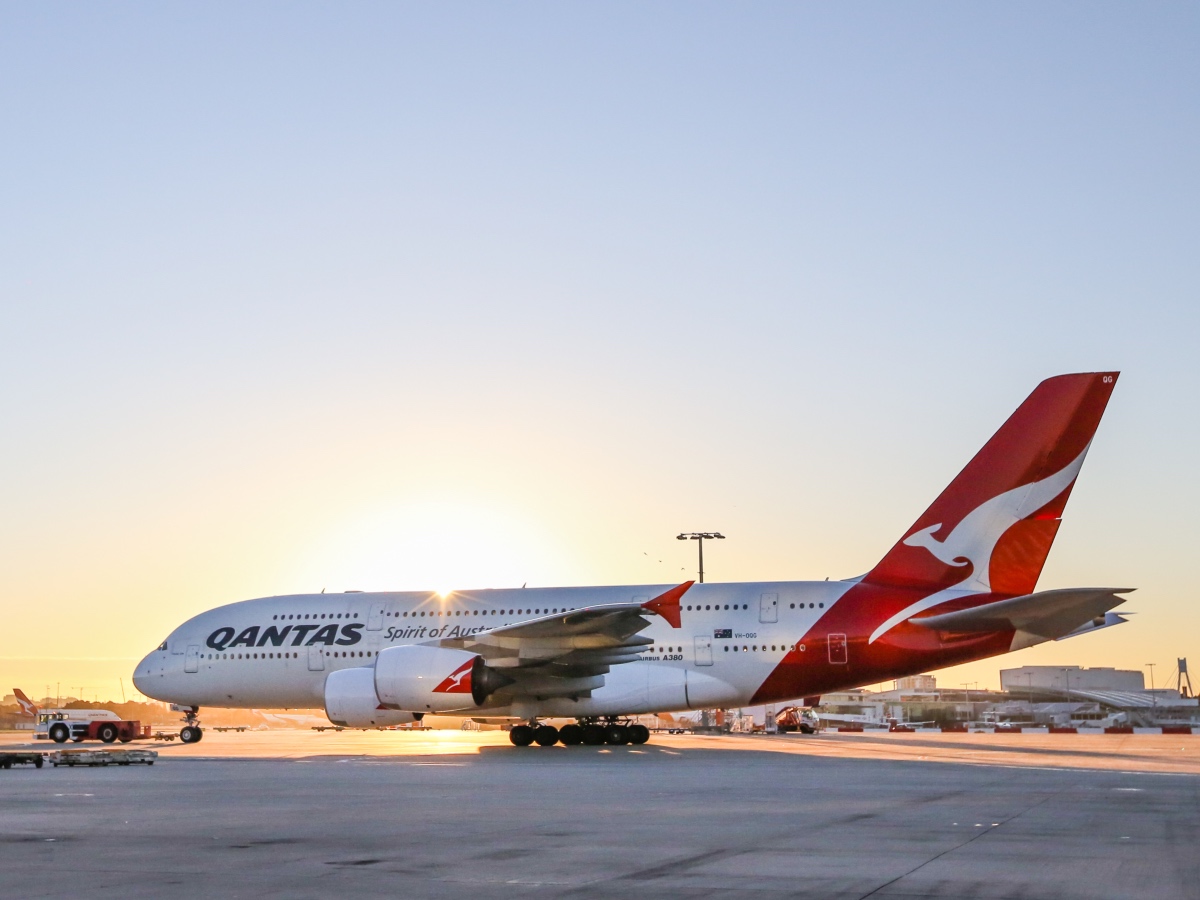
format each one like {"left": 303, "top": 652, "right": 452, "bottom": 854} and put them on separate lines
{"left": 132, "top": 648, "right": 162, "bottom": 698}
{"left": 132, "top": 657, "right": 149, "bottom": 695}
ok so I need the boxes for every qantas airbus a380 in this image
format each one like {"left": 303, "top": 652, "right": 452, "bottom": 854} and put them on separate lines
{"left": 134, "top": 372, "right": 1131, "bottom": 747}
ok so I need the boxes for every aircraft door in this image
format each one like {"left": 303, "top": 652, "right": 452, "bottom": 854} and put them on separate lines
{"left": 308, "top": 644, "right": 326, "bottom": 672}
{"left": 759, "top": 592, "right": 778, "bottom": 624}
{"left": 828, "top": 633, "right": 848, "bottom": 665}
{"left": 184, "top": 645, "right": 200, "bottom": 674}
{"left": 367, "top": 602, "right": 386, "bottom": 631}
{"left": 694, "top": 636, "right": 713, "bottom": 666}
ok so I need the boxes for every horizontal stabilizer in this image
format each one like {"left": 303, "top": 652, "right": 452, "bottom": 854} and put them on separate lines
{"left": 910, "top": 587, "right": 1132, "bottom": 640}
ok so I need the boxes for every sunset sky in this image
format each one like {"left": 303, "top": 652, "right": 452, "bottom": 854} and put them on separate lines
{"left": 2, "top": 5, "right": 1198, "bottom": 702}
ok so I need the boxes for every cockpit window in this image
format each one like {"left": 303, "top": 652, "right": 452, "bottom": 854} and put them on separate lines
{"left": 158, "top": 640, "right": 169, "bottom": 652}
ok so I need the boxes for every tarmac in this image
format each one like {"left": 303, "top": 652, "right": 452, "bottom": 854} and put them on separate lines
{"left": 2, "top": 729, "right": 1198, "bottom": 899}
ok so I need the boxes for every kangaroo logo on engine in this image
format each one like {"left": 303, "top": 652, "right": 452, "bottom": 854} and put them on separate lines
{"left": 433, "top": 659, "right": 474, "bottom": 694}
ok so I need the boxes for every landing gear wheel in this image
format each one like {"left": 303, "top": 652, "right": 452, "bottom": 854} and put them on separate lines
{"left": 558, "top": 724, "right": 583, "bottom": 745}
{"left": 582, "top": 724, "right": 606, "bottom": 745}
{"left": 98, "top": 723, "right": 119, "bottom": 744}
{"left": 533, "top": 725, "right": 559, "bottom": 747}
{"left": 180, "top": 725, "right": 203, "bottom": 744}
{"left": 34, "top": 756, "right": 44, "bottom": 768}
{"left": 509, "top": 724, "right": 535, "bottom": 747}
{"left": 49, "top": 723, "right": 69, "bottom": 744}
{"left": 627, "top": 724, "right": 650, "bottom": 745}
{"left": 604, "top": 724, "right": 629, "bottom": 745}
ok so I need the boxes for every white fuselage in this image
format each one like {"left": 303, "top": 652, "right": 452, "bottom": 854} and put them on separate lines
{"left": 133, "top": 581, "right": 856, "bottom": 718}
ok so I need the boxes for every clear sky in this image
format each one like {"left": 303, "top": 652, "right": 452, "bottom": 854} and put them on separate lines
{"left": 2, "top": 4, "right": 1197, "bottom": 701}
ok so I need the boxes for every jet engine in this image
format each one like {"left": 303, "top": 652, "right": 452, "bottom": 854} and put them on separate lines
{"left": 374, "top": 645, "right": 513, "bottom": 712}
{"left": 323, "top": 666, "right": 420, "bottom": 728}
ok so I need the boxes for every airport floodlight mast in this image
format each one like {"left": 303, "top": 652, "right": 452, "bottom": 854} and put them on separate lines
{"left": 676, "top": 532, "right": 725, "bottom": 583}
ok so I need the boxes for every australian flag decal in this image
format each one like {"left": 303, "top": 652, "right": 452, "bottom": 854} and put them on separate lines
{"left": 713, "top": 628, "right": 732, "bottom": 639}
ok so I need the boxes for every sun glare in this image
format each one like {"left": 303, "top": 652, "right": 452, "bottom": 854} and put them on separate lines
{"left": 303, "top": 498, "right": 566, "bottom": 593}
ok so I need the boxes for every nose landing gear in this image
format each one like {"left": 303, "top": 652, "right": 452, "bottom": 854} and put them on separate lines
{"left": 177, "top": 706, "right": 204, "bottom": 744}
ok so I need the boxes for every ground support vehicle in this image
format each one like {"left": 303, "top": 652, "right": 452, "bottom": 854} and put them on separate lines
{"left": 0, "top": 752, "right": 45, "bottom": 769}
{"left": 38, "top": 710, "right": 151, "bottom": 744}
{"left": 775, "top": 707, "right": 821, "bottom": 734}
{"left": 46, "top": 720, "right": 149, "bottom": 744}
{"left": 50, "top": 749, "right": 157, "bottom": 767}
{"left": 151, "top": 731, "right": 179, "bottom": 741}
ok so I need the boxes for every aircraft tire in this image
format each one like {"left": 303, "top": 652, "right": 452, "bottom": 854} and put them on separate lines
{"left": 533, "top": 725, "right": 559, "bottom": 746}
{"left": 558, "top": 724, "right": 583, "bottom": 745}
{"left": 180, "top": 726, "right": 203, "bottom": 744}
{"left": 509, "top": 725, "right": 535, "bottom": 747}
{"left": 581, "top": 724, "right": 606, "bottom": 745}
{"left": 604, "top": 725, "right": 629, "bottom": 746}
{"left": 627, "top": 724, "right": 650, "bottom": 745}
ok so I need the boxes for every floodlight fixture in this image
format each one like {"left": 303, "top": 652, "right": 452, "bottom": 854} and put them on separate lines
{"left": 676, "top": 532, "right": 727, "bottom": 582}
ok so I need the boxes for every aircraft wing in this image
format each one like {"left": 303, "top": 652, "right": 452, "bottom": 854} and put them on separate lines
{"left": 435, "top": 582, "right": 692, "bottom": 681}
{"left": 910, "top": 587, "right": 1132, "bottom": 640}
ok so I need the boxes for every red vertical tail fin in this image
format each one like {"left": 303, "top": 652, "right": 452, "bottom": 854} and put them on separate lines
{"left": 863, "top": 372, "right": 1119, "bottom": 597}
{"left": 13, "top": 688, "right": 38, "bottom": 717}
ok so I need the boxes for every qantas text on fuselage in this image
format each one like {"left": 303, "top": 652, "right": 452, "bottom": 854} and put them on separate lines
{"left": 134, "top": 373, "right": 1132, "bottom": 747}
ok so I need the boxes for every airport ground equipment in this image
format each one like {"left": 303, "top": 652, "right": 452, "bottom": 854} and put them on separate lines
{"left": 0, "top": 752, "right": 45, "bottom": 769}
{"left": 50, "top": 748, "right": 157, "bottom": 767}
{"left": 42, "top": 716, "right": 150, "bottom": 744}
{"left": 36, "top": 708, "right": 150, "bottom": 744}
{"left": 775, "top": 706, "right": 820, "bottom": 734}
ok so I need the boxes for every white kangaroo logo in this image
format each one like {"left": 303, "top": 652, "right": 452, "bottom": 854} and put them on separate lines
{"left": 868, "top": 443, "right": 1091, "bottom": 644}
{"left": 435, "top": 661, "right": 474, "bottom": 692}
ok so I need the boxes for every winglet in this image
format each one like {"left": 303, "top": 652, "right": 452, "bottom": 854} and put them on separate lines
{"left": 642, "top": 581, "right": 693, "bottom": 629}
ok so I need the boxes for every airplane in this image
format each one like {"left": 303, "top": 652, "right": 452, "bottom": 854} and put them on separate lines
{"left": 13, "top": 688, "right": 37, "bottom": 717}
{"left": 134, "top": 372, "right": 1132, "bottom": 748}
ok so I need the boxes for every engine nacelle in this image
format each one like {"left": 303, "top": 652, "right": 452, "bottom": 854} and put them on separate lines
{"left": 374, "top": 644, "right": 513, "bottom": 712}
{"left": 323, "top": 666, "right": 420, "bottom": 728}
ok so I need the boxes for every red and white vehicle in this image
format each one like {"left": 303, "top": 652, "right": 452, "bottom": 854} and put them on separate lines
{"left": 18, "top": 689, "right": 149, "bottom": 744}
{"left": 134, "top": 372, "right": 1131, "bottom": 748}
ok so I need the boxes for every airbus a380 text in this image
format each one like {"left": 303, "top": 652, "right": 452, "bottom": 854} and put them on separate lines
{"left": 135, "top": 372, "right": 1131, "bottom": 747}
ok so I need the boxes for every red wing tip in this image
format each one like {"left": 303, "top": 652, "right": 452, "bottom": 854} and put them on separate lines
{"left": 642, "top": 581, "right": 694, "bottom": 629}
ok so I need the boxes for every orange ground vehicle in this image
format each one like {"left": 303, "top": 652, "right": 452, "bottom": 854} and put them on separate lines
{"left": 775, "top": 707, "right": 820, "bottom": 734}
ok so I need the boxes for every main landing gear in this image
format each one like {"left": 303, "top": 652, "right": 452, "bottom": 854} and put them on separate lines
{"left": 508, "top": 718, "right": 651, "bottom": 748}
{"left": 178, "top": 707, "right": 204, "bottom": 744}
